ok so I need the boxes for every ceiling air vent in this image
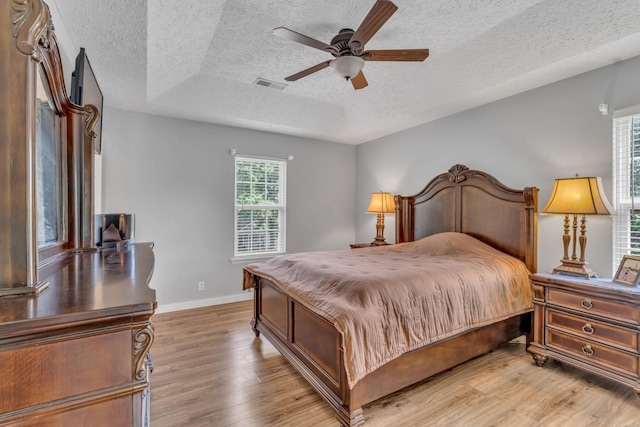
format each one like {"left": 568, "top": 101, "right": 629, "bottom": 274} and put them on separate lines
{"left": 253, "top": 78, "right": 287, "bottom": 90}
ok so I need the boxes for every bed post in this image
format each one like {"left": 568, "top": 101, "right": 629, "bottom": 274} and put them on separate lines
{"left": 338, "top": 359, "right": 365, "bottom": 427}
{"left": 251, "top": 275, "right": 260, "bottom": 337}
{"left": 395, "top": 195, "right": 414, "bottom": 243}
{"left": 524, "top": 186, "right": 538, "bottom": 274}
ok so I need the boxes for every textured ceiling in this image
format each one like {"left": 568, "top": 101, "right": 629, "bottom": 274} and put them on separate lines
{"left": 50, "top": 0, "right": 640, "bottom": 144}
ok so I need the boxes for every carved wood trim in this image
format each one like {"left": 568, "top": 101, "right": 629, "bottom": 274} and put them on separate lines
{"left": 84, "top": 104, "right": 99, "bottom": 139}
{"left": 11, "top": 0, "right": 50, "bottom": 58}
{"left": 133, "top": 324, "right": 154, "bottom": 381}
{"left": 447, "top": 164, "right": 469, "bottom": 182}
{"left": 84, "top": 103, "right": 100, "bottom": 147}
{"left": 12, "top": 0, "right": 82, "bottom": 116}
{"left": 12, "top": 0, "right": 99, "bottom": 141}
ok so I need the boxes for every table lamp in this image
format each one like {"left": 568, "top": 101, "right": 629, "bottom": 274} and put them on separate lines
{"left": 542, "top": 176, "right": 614, "bottom": 278}
{"left": 367, "top": 192, "right": 396, "bottom": 245}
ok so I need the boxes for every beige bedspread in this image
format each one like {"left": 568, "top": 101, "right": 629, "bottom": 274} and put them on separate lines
{"left": 243, "top": 232, "right": 533, "bottom": 388}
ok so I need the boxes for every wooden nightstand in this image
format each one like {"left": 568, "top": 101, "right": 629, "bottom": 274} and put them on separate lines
{"left": 349, "top": 242, "right": 389, "bottom": 249}
{"left": 528, "top": 272, "right": 640, "bottom": 394}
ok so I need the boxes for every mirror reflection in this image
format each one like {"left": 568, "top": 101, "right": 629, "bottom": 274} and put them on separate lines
{"left": 35, "top": 69, "right": 65, "bottom": 248}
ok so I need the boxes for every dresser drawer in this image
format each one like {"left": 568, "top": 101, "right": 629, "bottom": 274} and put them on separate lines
{"left": 547, "top": 309, "right": 638, "bottom": 353}
{"left": 547, "top": 288, "right": 640, "bottom": 324}
{"left": 546, "top": 329, "right": 638, "bottom": 378}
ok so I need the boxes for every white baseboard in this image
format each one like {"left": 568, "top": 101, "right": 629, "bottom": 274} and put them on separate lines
{"left": 155, "top": 291, "right": 253, "bottom": 314}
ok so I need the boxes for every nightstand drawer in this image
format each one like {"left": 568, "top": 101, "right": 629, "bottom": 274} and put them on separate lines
{"left": 530, "top": 273, "right": 640, "bottom": 393}
{"left": 547, "top": 309, "right": 638, "bottom": 353}
{"left": 547, "top": 329, "right": 638, "bottom": 377}
{"left": 547, "top": 288, "right": 640, "bottom": 324}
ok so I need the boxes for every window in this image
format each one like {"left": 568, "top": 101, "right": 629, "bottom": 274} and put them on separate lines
{"left": 234, "top": 156, "right": 286, "bottom": 257}
{"left": 613, "top": 112, "right": 640, "bottom": 274}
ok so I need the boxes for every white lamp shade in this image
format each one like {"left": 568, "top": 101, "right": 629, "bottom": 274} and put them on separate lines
{"left": 330, "top": 56, "right": 365, "bottom": 80}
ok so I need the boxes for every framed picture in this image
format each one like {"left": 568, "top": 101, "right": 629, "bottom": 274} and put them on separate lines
{"left": 613, "top": 255, "right": 640, "bottom": 286}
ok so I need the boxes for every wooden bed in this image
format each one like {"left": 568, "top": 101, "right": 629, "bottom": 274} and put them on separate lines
{"left": 246, "top": 164, "right": 538, "bottom": 426}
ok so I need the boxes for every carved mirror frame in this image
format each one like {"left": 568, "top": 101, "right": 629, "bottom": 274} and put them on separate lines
{"left": 0, "top": 0, "right": 100, "bottom": 296}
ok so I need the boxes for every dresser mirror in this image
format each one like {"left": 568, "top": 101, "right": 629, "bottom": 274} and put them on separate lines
{"left": 1, "top": 0, "right": 100, "bottom": 295}
{"left": 35, "top": 67, "right": 68, "bottom": 250}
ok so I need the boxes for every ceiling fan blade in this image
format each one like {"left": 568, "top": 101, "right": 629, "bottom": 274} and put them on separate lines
{"left": 362, "top": 49, "right": 429, "bottom": 62}
{"left": 351, "top": 70, "right": 368, "bottom": 90}
{"left": 349, "top": 1, "right": 398, "bottom": 50}
{"left": 284, "top": 60, "right": 332, "bottom": 82}
{"left": 273, "top": 27, "right": 336, "bottom": 53}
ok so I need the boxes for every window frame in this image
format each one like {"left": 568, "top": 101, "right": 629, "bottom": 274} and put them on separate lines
{"left": 233, "top": 155, "right": 287, "bottom": 259}
{"left": 613, "top": 110, "right": 640, "bottom": 276}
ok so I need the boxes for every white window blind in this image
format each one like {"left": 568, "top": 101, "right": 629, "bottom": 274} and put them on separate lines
{"left": 234, "top": 156, "right": 286, "bottom": 257}
{"left": 613, "top": 113, "right": 640, "bottom": 274}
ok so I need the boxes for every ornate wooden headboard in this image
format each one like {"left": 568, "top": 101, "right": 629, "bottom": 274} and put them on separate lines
{"left": 395, "top": 164, "right": 538, "bottom": 273}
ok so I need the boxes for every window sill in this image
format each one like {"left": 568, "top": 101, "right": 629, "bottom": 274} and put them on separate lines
{"left": 230, "top": 252, "right": 285, "bottom": 265}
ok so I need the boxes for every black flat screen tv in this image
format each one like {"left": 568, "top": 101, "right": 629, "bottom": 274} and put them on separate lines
{"left": 71, "top": 47, "right": 103, "bottom": 154}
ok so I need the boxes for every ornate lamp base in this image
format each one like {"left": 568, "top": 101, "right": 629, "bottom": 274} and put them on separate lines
{"left": 552, "top": 259, "right": 595, "bottom": 279}
{"left": 371, "top": 213, "right": 388, "bottom": 246}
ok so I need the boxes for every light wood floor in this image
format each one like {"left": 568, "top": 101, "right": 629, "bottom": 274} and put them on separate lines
{"left": 150, "top": 301, "right": 640, "bottom": 427}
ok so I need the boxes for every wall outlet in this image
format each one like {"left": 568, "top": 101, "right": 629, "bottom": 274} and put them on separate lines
{"left": 198, "top": 281, "right": 205, "bottom": 291}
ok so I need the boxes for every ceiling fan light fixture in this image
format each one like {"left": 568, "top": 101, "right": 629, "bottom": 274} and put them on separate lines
{"left": 330, "top": 56, "right": 365, "bottom": 80}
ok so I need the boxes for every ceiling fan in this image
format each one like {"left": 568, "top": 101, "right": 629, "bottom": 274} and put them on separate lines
{"left": 272, "top": 0, "right": 429, "bottom": 90}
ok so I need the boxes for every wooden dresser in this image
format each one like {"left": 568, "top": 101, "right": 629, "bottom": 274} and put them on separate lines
{"left": 0, "top": 243, "right": 156, "bottom": 426}
{"left": 1, "top": 1, "right": 156, "bottom": 424}
{"left": 528, "top": 272, "right": 640, "bottom": 393}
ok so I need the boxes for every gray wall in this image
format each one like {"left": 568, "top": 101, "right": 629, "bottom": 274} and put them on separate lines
{"left": 49, "top": 0, "right": 640, "bottom": 307}
{"left": 101, "top": 109, "right": 355, "bottom": 309}
{"left": 356, "top": 55, "right": 640, "bottom": 278}
{"left": 101, "top": 55, "right": 640, "bottom": 310}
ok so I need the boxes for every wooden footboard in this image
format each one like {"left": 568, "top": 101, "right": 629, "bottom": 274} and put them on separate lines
{"left": 252, "top": 276, "right": 532, "bottom": 427}
{"left": 252, "top": 276, "right": 360, "bottom": 425}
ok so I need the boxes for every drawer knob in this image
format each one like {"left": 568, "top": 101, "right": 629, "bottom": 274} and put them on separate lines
{"left": 581, "top": 298, "right": 593, "bottom": 309}
{"left": 582, "top": 344, "right": 594, "bottom": 356}
{"left": 581, "top": 323, "right": 595, "bottom": 335}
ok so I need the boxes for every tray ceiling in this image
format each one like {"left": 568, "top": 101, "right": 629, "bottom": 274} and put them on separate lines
{"left": 50, "top": 0, "right": 640, "bottom": 144}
